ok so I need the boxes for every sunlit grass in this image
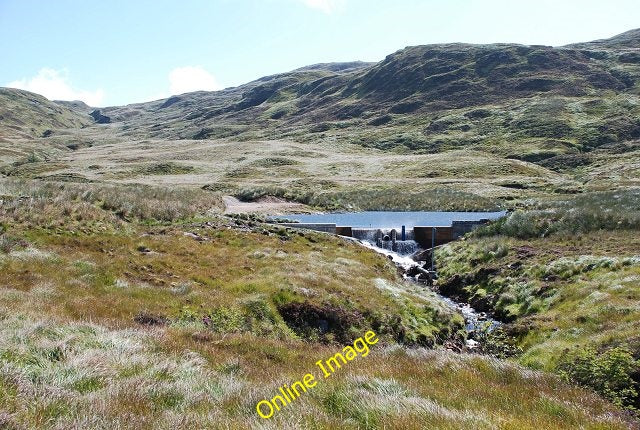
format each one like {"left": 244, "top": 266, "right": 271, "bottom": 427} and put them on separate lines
{"left": 0, "top": 315, "right": 631, "bottom": 429}
{"left": 437, "top": 227, "right": 640, "bottom": 410}
{"left": 0, "top": 180, "right": 637, "bottom": 427}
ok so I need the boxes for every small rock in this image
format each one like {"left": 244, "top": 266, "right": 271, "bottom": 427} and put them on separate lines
{"left": 406, "top": 266, "right": 421, "bottom": 277}
{"left": 183, "top": 232, "right": 205, "bottom": 241}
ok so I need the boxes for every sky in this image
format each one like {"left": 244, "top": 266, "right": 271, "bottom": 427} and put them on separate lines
{"left": 1, "top": 0, "right": 638, "bottom": 107}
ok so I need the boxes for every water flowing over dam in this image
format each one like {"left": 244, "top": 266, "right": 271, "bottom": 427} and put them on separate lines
{"left": 271, "top": 210, "right": 506, "bottom": 256}
{"left": 351, "top": 227, "right": 419, "bottom": 255}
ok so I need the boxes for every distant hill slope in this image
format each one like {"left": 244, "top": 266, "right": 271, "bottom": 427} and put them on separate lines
{"left": 293, "top": 61, "right": 374, "bottom": 73}
{"left": 54, "top": 99, "right": 94, "bottom": 114}
{"left": 566, "top": 28, "right": 640, "bottom": 50}
{"left": 4, "top": 29, "right": 638, "bottom": 140}
{"left": 83, "top": 29, "right": 639, "bottom": 146}
{"left": 0, "top": 88, "right": 91, "bottom": 140}
{"left": 1, "top": 29, "right": 639, "bottom": 187}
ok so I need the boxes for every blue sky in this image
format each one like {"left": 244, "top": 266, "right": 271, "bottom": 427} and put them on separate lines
{"left": 1, "top": 0, "right": 638, "bottom": 106}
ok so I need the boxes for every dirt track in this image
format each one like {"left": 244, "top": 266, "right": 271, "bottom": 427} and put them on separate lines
{"left": 222, "top": 195, "right": 314, "bottom": 215}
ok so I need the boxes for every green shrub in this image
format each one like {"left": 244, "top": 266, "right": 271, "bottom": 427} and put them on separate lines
{"left": 558, "top": 346, "right": 639, "bottom": 409}
{"left": 203, "top": 306, "right": 245, "bottom": 333}
{"left": 175, "top": 306, "right": 201, "bottom": 323}
{"left": 243, "top": 297, "right": 277, "bottom": 323}
{"left": 473, "top": 324, "right": 522, "bottom": 359}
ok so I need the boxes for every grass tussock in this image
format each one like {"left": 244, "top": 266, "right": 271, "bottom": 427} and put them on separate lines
{"left": 476, "top": 189, "right": 640, "bottom": 238}
{"left": 1, "top": 179, "right": 223, "bottom": 224}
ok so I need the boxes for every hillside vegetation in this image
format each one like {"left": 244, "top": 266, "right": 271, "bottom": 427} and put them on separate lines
{"left": 0, "top": 179, "right": 636, "bottom": 429}
{"left": 1, "top": 28, "right": 640, "bottom": 429}
{"left": 1, "top": 29, "right": 640, "bottom": 209}
{"left": 436, "top": 189, "right": 640, "bottom": 410}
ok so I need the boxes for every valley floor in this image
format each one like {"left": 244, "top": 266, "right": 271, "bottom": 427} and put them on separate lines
{"left": 0, "top": 179, "right": 638, "bottom": 429}
{"left": 2, "top": 27, "right": 640, "bottom": 428}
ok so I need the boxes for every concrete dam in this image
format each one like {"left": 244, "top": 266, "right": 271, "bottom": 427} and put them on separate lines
{"left": 275, "top": 219, "right": 493, "bottom": 254}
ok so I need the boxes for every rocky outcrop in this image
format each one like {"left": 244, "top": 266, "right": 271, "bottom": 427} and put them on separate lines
{"left": 89, "top": 109, "right": 111, "bottom": 124}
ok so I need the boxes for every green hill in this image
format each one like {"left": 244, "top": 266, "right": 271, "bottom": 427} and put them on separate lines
{"left": 0, "top": 88, "right": 91, "bottom": 139}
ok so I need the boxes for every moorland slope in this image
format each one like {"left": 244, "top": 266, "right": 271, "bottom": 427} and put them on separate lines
{"left": 1, "top": 29, "right": 639, "bottom": 428}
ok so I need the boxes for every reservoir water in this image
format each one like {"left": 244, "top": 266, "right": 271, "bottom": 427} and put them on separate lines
{"left": 273, "top": 210, "right": 506, "bottom": 228}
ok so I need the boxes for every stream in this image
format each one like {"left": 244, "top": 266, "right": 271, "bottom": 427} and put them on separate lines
{"left": 355, "top": 239, "right": 500, "bottom": 349}
{"left": 270, "top": 211, "right": 505, "bottom": 348}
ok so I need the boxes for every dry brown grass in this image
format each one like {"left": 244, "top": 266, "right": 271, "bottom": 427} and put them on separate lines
{"left": 0, "top": 315, "right": 633, "bottom": 429}
{"left": 0, "top": 182, "right": 637, "bottom": 428}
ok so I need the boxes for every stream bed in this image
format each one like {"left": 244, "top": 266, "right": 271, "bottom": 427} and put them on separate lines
{"left": 356, "top": 239, "right": 500, "bottom": 349}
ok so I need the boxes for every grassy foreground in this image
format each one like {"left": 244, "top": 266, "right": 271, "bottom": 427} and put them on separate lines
{"left": 0, "top": 179, "right": 636, "bottom": 429}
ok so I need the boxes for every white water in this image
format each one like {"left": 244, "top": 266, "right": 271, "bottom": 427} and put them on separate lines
{"left": 357, "top": 239, "right": 418, "bottom": 270}
{"left": 352, "top": 227, "right": 420, "bottom": 256}
{"left": 353, "top": 238, "right": 499, "bottom": 348}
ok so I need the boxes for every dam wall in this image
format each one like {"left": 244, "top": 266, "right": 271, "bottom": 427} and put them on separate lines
{"left": 275, "top": 219, "right": 490, "bottom": 249}
{"left": 336, "top": 226, "right": 353, "bottom": 237}
{"left": 413, "top": 226, "right": 454, "bottom": 248}
{"left": 451, "top": 219, "right": 490, "bottom": 239}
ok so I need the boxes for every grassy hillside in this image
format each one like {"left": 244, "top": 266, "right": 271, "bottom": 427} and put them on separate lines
{"left": 1, "top": 30, "right": 639, "bottom": 209}
{"left": 0, "top": 88, "right": 90, "bottom": 140}
{"left": 0, "top": 88, "right": 93, "bottom": 171}
{"left": 87, "top": 29, "right": 640, "bottom": 156}
{"left": 0, "top": 179, "right": 636, "bottom": 429}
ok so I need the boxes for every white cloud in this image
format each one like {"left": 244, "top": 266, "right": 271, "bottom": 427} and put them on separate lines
{"left": 298, "top": 0, "right": 344, "bottom": 13}
{"left": 168, "top": 66, "right": 222, "bottom": 95}
{"left": 6, "top": 68, "right": 104, "bottom": 106}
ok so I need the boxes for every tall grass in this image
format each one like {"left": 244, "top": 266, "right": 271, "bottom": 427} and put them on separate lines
{"left": 0, "top": 315, "right": 632, "bottom": 429}
{"left": 0, "top": 179, "right": 223, "bottom": 223}
{"left": 475, "top": 189, "right": 640, "bottom": 238}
